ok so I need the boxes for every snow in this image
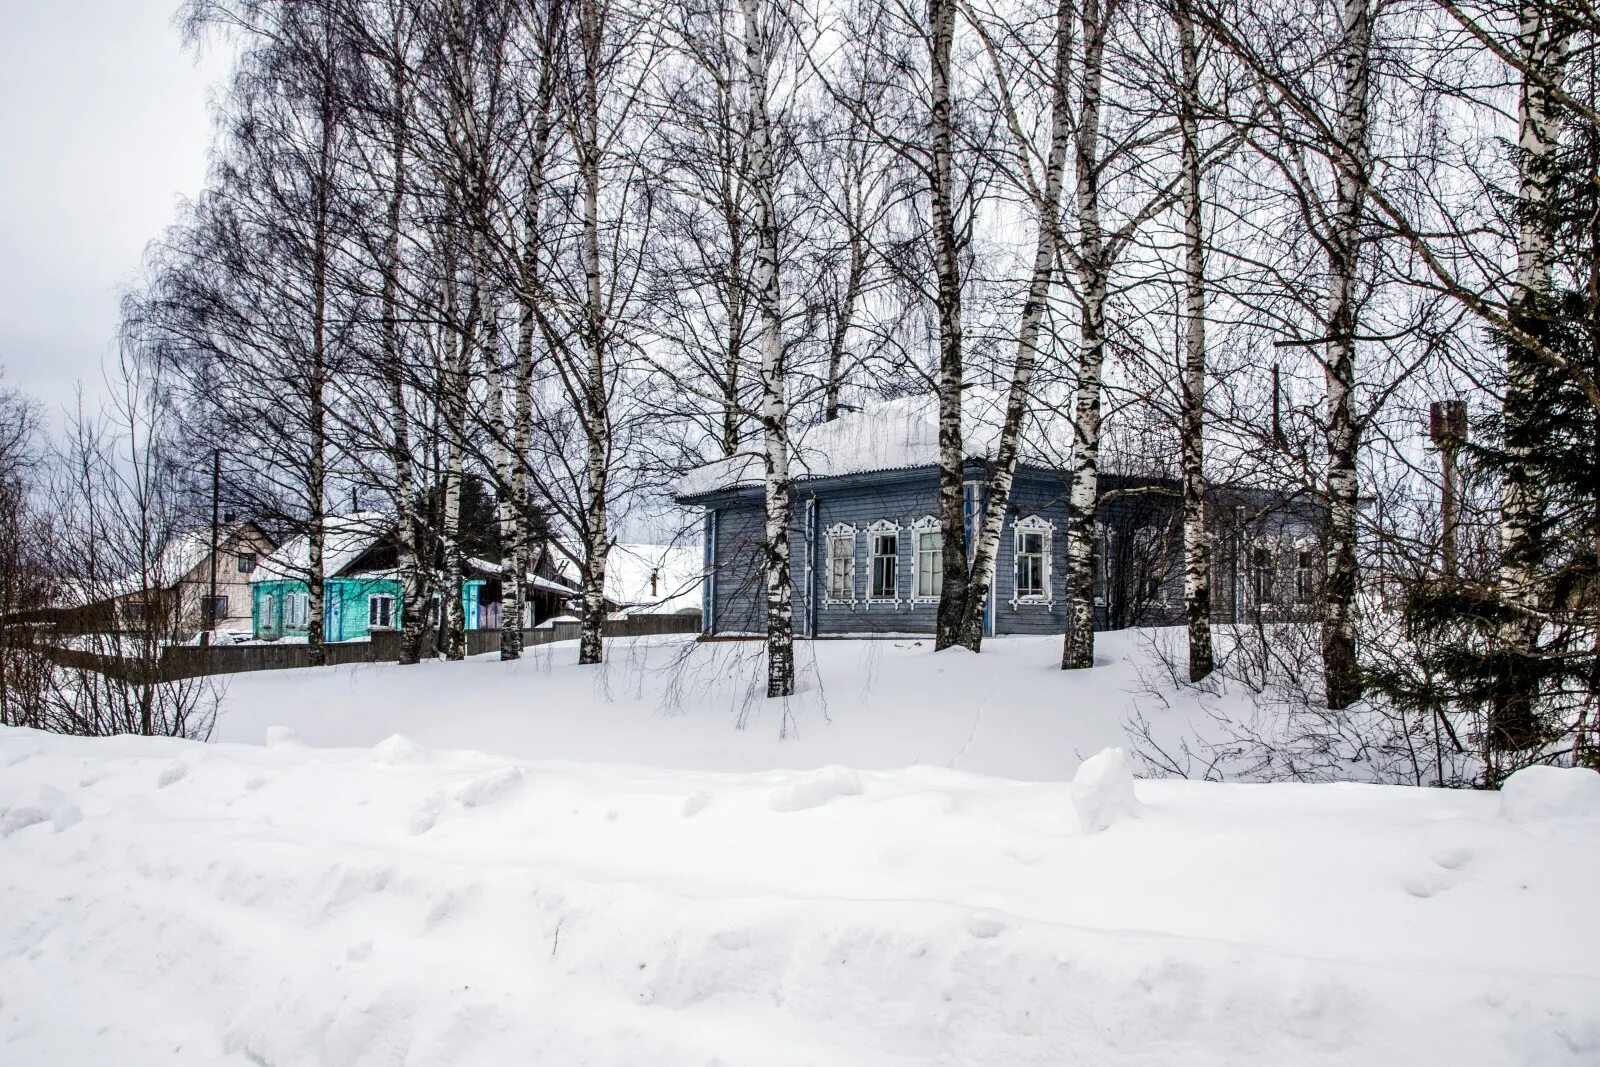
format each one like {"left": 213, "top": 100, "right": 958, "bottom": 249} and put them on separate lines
{"left": 3, "top": 631, "right": 1599, "bottom": 1064}
{"left": 461, "top": 557, "right": 578, "bottom": 597}
{"left": 252, "top": 511, "right": 393, "bottom": 583}
{"left": 210, "top": 633, "right": 1164, "bottom": 777}
{"left": 1498, "top": 765, "right": 1600, "bottom": 824}
{"left": 676, "top": 390, "right": 1075, "bottom": 498}
{"left": 766, "top": 764, "right": 864, "bottom": 811}
{"left": 1070, "top": 746, "right": 1141, "bottom": 832}
{"left": 554, "top": 541, "right": 704, "bottom": 614}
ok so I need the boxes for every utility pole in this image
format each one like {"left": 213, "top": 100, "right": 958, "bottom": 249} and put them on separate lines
{"left": 1429, "top": 400, "right": 1467, "bottom": 580}
{"left": 205, "top": 449, "right": 221, "bottom": 643}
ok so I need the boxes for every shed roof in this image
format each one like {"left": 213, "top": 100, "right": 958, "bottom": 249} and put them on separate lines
{"left": 253, "top": 512, "right": 393, "bottom": 583}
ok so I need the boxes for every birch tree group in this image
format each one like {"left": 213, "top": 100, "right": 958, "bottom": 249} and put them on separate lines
{"left": 87, "top": 0, "right": 1600, "bottom": 756}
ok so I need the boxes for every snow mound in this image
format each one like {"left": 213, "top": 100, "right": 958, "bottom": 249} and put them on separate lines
{"left": 266, "top": 726, "right": 303, "bottom": 748}
{"left": 768, "top": 765, "right": 863, "bottom": 812}
{"left": 0, "top": 786, "right": 81, "bottom": 838}
{"left": 1071, "top": 747, "right": 1141, "bottom": 833}
{"left": 3, "top": 729, "right": 1600, "bottom": 1064}
{"left": 371, "top": 734, "right": 429, "bottom": 765}
{"left": 455, "top": 766, "right": 524, "bottom": 808}
{"left": 0, "top": 805, "right": 50, "bottom": 837}
{"left": 1499, "top": 765, "right": 1600, "bottom": 824}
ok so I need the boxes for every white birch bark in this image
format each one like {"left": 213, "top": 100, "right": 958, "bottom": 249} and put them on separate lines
{"left": 929, "top": 0, "right": 971, "bottom": 650}
{"left": 305, "top": 64, "right": 335, "bottom": 668}
{"left": 1177, "top": 0, "right": 1214, "bottom": 683}
{"left": 383, "top": 49, "right": 426, "bottom": 665}
{"left": 439, "top": 254, "right": 469, "bottom": 662}
{"left": 576, "top": 0, "right": 610, "bottom": 667}
{"left": 739, "top": 0, "right": 795, "bottom": 697}
{"left": 1061, "top": 0, "right": 1108, "bottom": 671}
{"left": 1495, "top": 0, "right": 1568, "bottom": 745}
{"left": 1320, "top": 0, "right": 1371, "bottom": 710}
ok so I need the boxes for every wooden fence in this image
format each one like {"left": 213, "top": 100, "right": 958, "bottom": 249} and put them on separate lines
{"left": 149, "top": 613, "right": 703, "bottom": 681}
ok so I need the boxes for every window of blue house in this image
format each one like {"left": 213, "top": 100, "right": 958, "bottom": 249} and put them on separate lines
{"left": 911, "top": 516, "right": 941, "bottom": 600}
{"left": 825, "top": 523, "right": 856, "bottom": 602}
{"left": 1013, "top": 515, "right": 1053, "bottom": 606}
{"left": 867, "top": 521, "right": 900, "bottom": 600}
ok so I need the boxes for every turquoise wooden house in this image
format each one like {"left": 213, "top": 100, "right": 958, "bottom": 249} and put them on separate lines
{"left": 251, "top": 513, "right": 406, "bottom": 642}
{"left": 252, "top": 514, "right": 581, "bottom": 642}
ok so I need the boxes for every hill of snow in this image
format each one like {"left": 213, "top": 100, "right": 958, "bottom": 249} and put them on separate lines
{"left": 4, "top": 631, "right": 1598, "bottom": 1064}
{"left": 2, "top": 723, "right": 1597, "bottom": 1065}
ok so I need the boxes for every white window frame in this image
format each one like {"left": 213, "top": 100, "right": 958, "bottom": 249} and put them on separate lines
{"left": 288, "top": 591, "right": 310, "bottom": 629}
{"left": 1012, "top": 515, "right": 1054, "bottom": 607}
{"left": 910, "top": 515, "right": 942, "bottom": 601}
{"left": 866, "top": 519, "right": 902, "bottom": 603}
{"left": 824, "top": 523, "right": 857, "bottom": 604}
{"left": 368, "top": 593, "right": 395, "bottom": 629}
{"left": 1249, "top": 541, "right": 1278, "bottom": 603}
{"left": 260, "top": 593, "right": 275, "bottom": 631}
{"left": 1292, "top": 534, "right": 1319, "bottom": 606}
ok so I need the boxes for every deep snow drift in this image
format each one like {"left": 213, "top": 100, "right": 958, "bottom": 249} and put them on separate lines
{"left": 3, "top": 633, "right": 1599, "bottom": 1065}
{"left": 211, "top": 631, "right": 1188, "bottom": 778}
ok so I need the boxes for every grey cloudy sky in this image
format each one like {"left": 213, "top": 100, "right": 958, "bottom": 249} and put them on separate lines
{"left": 0, "top": 0, "right": 227, "bottom": 429}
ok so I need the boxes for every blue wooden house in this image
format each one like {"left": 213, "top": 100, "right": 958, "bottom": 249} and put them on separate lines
{"left": 676, "top": 396, "right": 1324, "bottom": 638}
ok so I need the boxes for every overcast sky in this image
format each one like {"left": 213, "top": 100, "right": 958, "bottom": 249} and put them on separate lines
{"left": 0, "top": 1, "right": 228, "bottom": 430}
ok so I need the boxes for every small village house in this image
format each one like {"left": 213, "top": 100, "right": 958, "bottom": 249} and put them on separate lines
{"left": 251, "top": 514, "right": 579, "bottom": 642}
{"left": 25, "top": 521, "right": 278, "bottom": 639}
{"left": 676, "top": 396, "right": 1323, "bottom": 638}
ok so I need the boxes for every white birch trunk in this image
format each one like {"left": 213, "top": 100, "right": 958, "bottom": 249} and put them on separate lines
{"left": 1495, "top": 0, "right": 1568, "bottom": 745}
{"left": 577, "top": 0, "right": 610, "bottom": 667}
{"left": 1061, "top": 0, "right": 1108, "bottom": 671}
{"left": 1321, "top": 0, "right": 1371, "bottom": 710}
{"left": 1177, "top": 0, "right": 1214, "bottom": 683}
{"left": 305, "top": 71, "right": 335, "bottom": 668}
{"left": 929, "top": 0, "right": 970, "bottom": 650}
{"left": 740, "top": 0, "right": 795, "bottom": 698}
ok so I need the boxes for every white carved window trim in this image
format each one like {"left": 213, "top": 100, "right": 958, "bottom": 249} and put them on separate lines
{"left": 824, "top": 522, "right": 857, "bottom": 605}
{"left": 910, "top": 515, "right": 942, "bottom": 601}
{"left": 866, "top": 518, "right": 902, "bottom": 604}
{"left": 1012, "top": 514, "right": 1054, "bottom": 608}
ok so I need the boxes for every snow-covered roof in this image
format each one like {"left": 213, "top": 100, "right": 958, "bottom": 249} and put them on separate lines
{"left": 555, "top": 542, "right": 704, "bottom": 613}
{"left": 253, "top": 512, "right": 393, "bottom": 583}
{"left": 464, "top": 557, "right": 581, "bottom": 597}
{"left": 675, "top": 390, "right": 1072, "bottom": 499}
{"left": 83, "top": 522, "right": 270, "bottom": 604}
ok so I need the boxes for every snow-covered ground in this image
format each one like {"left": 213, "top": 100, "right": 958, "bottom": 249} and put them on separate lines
{"left": 211, "top": 631, "right": 1176, "bottom": 778}
{"left": 3, "top": 632, "right": 1599, "bottom": 1065}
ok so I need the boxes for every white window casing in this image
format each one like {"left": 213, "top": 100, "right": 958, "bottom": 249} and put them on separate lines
{"left": 1012, "top": 514, "right": 1054, "bottom": 607}
{"left": 866, "top": 519, "right": 902, "bottom": 603}
{"left": 368, "top": 594, "right": 395, "bottom": 629}
{"left": 825, "top": 523, "right": 857, "bottom": 604}
{"left": 910, "top": 515, "right": 942, "bottom": 601}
